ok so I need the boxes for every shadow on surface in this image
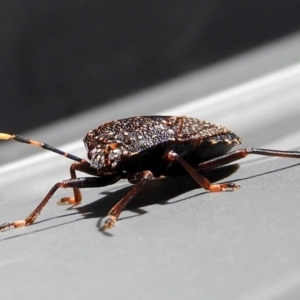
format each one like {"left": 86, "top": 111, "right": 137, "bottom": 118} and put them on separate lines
{"left": 77, "top": 164, "right": 240, "bottom": 219}
{"left": 0, "top": 164, "right": 239, "bottom": 241}
{"left": 2, "top": 160, "right": 299, "bottom": 240}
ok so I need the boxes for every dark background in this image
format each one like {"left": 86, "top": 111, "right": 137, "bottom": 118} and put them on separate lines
{"left": 1, "top": 0, "right": 300, "bottom": 133}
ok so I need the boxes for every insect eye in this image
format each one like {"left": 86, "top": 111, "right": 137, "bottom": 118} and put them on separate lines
{"left": 108, "top": 143, "right": 121, "bottom": 150}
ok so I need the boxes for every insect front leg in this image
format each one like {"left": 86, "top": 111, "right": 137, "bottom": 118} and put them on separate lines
{"left": 103, "top": 170, "right": 154, "bottom": 230}
{"left": 58, "top": 162, "right": 99, "bottom": 206}
{"left": 0, "top": 175, "right": 121, "bottom": 232}
{"left": 164, "top": 150, "right": 239, "bottom": 192}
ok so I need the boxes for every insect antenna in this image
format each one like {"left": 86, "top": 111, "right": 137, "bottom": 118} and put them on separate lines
{"left": 0, "top": 133, "right": 87, "bottom": 164}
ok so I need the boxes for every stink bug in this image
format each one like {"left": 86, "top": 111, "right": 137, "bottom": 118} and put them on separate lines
{"left": 0, "top": 115, "right": 300, "bottom": 232}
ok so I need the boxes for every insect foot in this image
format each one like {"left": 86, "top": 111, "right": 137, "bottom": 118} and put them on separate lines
{"left": 103, "top": 216, "right": 117, "bottom": 230}
{"left": 0, "top": 220, "right": 26, "bottom": 231}
{"left": 57, "top": 197, "right": 77, "bottom": 205}
{"left": 208, "top": 183, "right": 240, "bottom": 192}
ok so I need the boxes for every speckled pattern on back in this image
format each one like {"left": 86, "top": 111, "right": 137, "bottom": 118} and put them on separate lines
{"left": 84, "top": 116, "right": 242, "bottom": 154}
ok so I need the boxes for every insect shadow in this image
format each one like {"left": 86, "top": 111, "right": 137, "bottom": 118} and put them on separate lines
{"left": 0, "top": 164, "right": 239, "bottom": 241}
{"left": 0, "top": 164, "right": 238, "bottom": 241}
{"left": 76, "top": 160, "right": 300, "bottom": 231}
{"left": 1, "top": 161, "right": 298, "bottom": 241}
{"left": 76, "top": 164, "right": 240, "bottom": 227}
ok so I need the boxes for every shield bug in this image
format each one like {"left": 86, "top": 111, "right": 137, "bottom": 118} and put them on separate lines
{"left": 0, "top": 115, "right": 300, "bottom": 232}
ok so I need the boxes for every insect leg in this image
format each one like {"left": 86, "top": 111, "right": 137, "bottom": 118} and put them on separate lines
{"left": 0, "top": 133, "right": 88, "bottom": 164}
{"left": 165, "top": 150, "right": 239, "bottom": 192}
{"left": 0, "top": 175, "right": 121, "bottom": 232}
{"left": 58, "top": 162, "right": 100, "bottom": 206}
{"left": 197, "top": 148, "right": 300, "bottom": 171}
{"left": 103, "top": 170, "right": 153, "bottom": 229}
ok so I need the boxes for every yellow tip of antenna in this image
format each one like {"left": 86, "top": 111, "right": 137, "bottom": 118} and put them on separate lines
{"left": 0, "top": 133, "right": 13, "bottom": 140}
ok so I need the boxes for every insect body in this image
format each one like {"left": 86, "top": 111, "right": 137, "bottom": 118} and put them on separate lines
{"left": 1, "top": 116, "right": 300, "bottom": 232}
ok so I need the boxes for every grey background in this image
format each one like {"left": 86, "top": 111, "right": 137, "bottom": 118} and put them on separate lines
{"left": 1, "top": 2, "right": 300, "bottom": 300}
{"left": 1, "top": 1, "right": 300, "bottom": 133}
